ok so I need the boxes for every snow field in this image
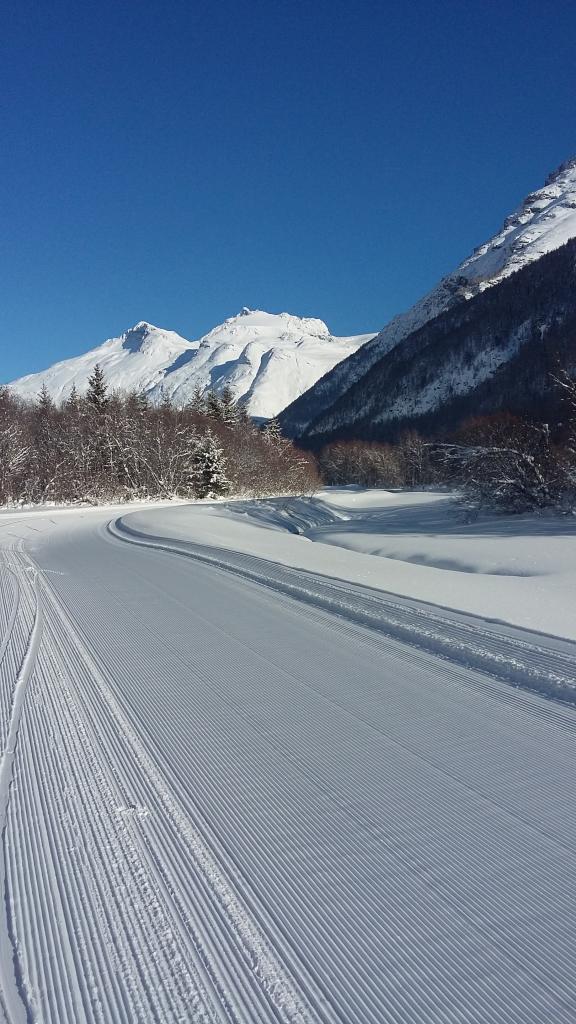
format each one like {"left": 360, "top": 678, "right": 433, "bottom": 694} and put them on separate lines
{"left": 0, "top": 542, "right": 327, "bottom": 1023}
{"left": 0, "top": 500, "right": 575, "bottom": 1021}
{"left": 125, "top": 488, "right": 576, "bottom": 644}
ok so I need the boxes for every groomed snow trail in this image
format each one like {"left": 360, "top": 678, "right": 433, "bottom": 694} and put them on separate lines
{"left": 1, "top": 507, "right": 576, "bottom": 1022}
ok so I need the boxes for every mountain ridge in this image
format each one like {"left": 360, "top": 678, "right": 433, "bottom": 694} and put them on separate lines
{"left": 280, "top": 156, "right": 576, "bottom": 439}
{"left": 295, "top": 238, "right": 576, "bottom": 447}
{"left": 7, "top": 309, "right": 375, "bottom": 420}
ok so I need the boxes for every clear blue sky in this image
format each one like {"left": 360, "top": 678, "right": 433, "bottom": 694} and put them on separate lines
{"left": 1, "top": 0, "right": 575, "bottom": 380}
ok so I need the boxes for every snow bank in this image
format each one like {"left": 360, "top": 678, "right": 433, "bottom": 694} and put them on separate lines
{"left": 123, "top": 488, "right": 576, "bottom": 642}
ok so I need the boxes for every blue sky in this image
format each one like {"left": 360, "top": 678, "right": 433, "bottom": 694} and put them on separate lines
{"left": 1, "top": 0, "right": 575, "bottom": 380}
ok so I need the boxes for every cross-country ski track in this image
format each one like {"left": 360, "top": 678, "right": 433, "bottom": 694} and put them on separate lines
{"left": 0, "top": 504, "right": 576, "bottom": 1023}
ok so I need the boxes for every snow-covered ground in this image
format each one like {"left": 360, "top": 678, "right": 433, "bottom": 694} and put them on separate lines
{"left": 124, "top": 488, "right": 576, "bottom": 644}
{"left": 1, "top": 491, "right": 576, "bottom": 1022}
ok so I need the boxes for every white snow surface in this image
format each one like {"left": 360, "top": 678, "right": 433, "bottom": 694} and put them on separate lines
{"left": 125, "top": 487, "right": 576, "bottom": 645}
{"left": 1, "top": 490, "right": 576, "bottom": 1022}
{"left": 6, "top": 309, "right": 374, "bottom": 419}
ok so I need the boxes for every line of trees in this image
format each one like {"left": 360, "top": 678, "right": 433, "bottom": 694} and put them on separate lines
{"left": 0, "top": 368, "right": 319, "bottom": 505}
{"left": 3, "top": 364, "right": 575, "bottom": 513}
{"left": 318, "top": 373, "right": 576, "bottom": 512}
{"left": 317, "top": 432, "right": 432, "bottom": 490}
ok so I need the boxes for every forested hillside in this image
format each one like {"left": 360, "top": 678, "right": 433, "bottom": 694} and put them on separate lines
{"left": 296, "top": 238, "right": 576, "bottom": 446}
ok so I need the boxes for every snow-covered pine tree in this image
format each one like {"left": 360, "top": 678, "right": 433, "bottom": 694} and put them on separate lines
{"left": 219, "top": 386, "right": 239, "bottom": 425}
{"left": 188, "top": 385, "right": 206, "bottom": 415}
{"left": 262, "top": 416, "right": 288, "bottom": 448}
{"left": 194, "top": 429, "right": 230, "bottom": 498}
{"left": 38, "top": 383, "right": 55, "bottom": 414}
{"left": 65, "top": 383, "right": 80, "bottom": 412}
{"left": 235, "top": 398, "right": 252, "bottom": 426}
{"left": 125, "top": 390, "right": 149, "bottom": 416}
{"left": 86, "top": 363, "right": 108, "bottom": 411}
{"left": 205, "top": 390, "right": 224, "bottom": 420}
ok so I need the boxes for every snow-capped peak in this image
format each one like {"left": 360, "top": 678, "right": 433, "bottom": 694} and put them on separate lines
{"left": 7, "top": 310, "right": 375, "bottom": 419}
{"left": 282, "top": 155, "right": 576, "bottom": 438}
{"left": 385, "top": 156, "right": 576, "bottom": 347}
{"left": 458, "top": 155, "right": 576, "bottom": 288}
{"left": 121, "top": 322, "right": 162, "bottom": 352}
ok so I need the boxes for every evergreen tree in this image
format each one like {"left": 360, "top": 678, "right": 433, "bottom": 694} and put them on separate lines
{"left": 220, "top": 386, "right": 238, "bottom": 425}
{"left": 158, "top": 388, "right": 173, "bottom": 415}
{"left": 86, "top": 364, "right": 108, "bottom": 411}
{"left": 37, "top": 383, "right": 54, "bottom": 414}
{"left": 65, "top": 383, "right": 80, "bottom": 412}
{"left": 126, "top": 390, "right": 149, "bottom": 416}
{"left": 194, "top": 430, "right": 230, "bottom": 498}
{"left": 188, "top": 385, "right": 206, "bottom": 415}
{"left": 235, "top": 399, "right": 252, "bottom": 426}
{"left": 262, "top": 417, "right": 287, "bottom": 446}
{"left": 205, "top": 390, "right": 224, "bottom": 420}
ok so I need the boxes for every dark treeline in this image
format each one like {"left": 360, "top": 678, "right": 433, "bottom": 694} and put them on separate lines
{"left": 0, "top": 367, "right": 319, "bottom": 505}
{"left": 318, "top": 372, "right": 576, "bottom": 513}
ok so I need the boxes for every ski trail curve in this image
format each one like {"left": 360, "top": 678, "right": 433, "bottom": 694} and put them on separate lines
{"left": 109, "top": 516, "right": 576, "bottom": 705}
{"left": 3, "top": 509, "right": 576, "bottom": 1023}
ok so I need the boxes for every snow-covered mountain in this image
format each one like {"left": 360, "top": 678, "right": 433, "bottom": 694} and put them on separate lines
{"left": 281, "top": 156, "right": 576, "bottom": 438}
{"left": 7, "top": 309, "right": 374, "bottom": 419}
{"left": 296, "top": 236, "right": 576, "bottom": 444}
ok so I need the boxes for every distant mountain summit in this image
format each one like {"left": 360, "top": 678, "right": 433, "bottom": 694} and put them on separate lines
{"left": 7, "top": 309, "right": 375, "bottom": 419}
{"left": 280, "top": 156, "right": 576, "bottom": 439}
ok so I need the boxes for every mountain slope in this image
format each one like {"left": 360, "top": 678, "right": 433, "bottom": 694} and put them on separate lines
{"left": 280, "top": 156, "right": 576, "bottom": 438}
{"left": 7, "top": 309, "right": 374, "bottom": 419}
{"left": 298, "top": 237, "right": 576, "bottom": 445}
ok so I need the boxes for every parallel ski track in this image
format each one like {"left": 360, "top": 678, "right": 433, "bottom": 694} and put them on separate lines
{"left": 0, "top": 566, "right": 22, "bottom": 753}
{"left": 0, "top": 546, "right": 333, "bottom": 1024}
{"left": 0, "top": 547, "right": 43, "bottom": 1024}
{"left": 2, "top": 515, "right": 576, "bottom": 1022}
{"left": 110, "top": 517, "right": 576, "bottom": 705}
{"left": 30, "top": 517, "right": 576, "bottom": 1022}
